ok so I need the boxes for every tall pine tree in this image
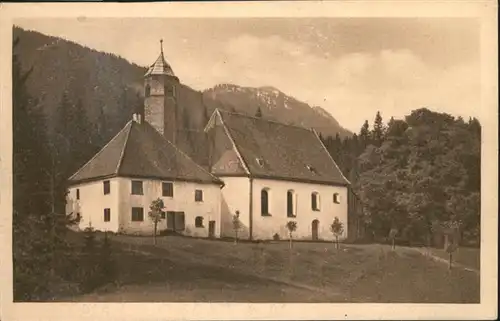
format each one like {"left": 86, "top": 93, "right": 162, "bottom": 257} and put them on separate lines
{"left": 372, "top": 111, "right": 385, "bottom": 147}
{"left": 359, "top": 120, "right": 370, "bottom": 149}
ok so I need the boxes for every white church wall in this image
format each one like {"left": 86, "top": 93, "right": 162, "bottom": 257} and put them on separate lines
{"left": 251, "top": 178, "right": 348, "bottom": 241}
{"left": 67, "top": 178, "right": 121, "bottom": 232}
{"left": 116, "top": 177, "right": 222, "bottom": 237}
{"left": 218, "top": 176, "right": 251, "bottom": 239}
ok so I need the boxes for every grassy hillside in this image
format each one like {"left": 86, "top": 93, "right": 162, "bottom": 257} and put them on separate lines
{"left": 62, "top": 235, "right": 479, "bottom": 303}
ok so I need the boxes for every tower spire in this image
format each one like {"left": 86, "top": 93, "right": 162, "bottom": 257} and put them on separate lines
{"left": 160, "top": 39, "right": 164, "bottom": 55}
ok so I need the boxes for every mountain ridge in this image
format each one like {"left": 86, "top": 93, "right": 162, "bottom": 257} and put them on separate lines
{"left": 13, "top": 26, "right": 351, "bottom": 149}
{"left": 204, "top": 84, "right": 351, "bottom": 137}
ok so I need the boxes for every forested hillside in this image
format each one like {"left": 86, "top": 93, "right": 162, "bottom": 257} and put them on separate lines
{"left": 13, "top": 26, "right": 351, "bottom": 177}
{"left": 322, "top": 109, "right": 481, "bottom": 246}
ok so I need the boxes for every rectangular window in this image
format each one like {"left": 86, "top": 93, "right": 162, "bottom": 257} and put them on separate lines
{"left": 162, "top": 182, "right": 174, "bottom": 197}
{"left": 131, "top": 207, "right": 144, "bottom": 221}
{"left": 195, "top": 189, "right": 203, "bottom": 202}
{"left": 161, "top": 212, "right": 166, "bottom": 219}
{"left": 104, "top": 208, "right": 111, "bottom": 222}
{"left": 103, "top": 181, "right": 110, "bottom": 195}
{"left": 131, "top": 180, "right": 143, "bottom": 195}
{"left": 76, "top": 189, "right": 80, "bottom": 200}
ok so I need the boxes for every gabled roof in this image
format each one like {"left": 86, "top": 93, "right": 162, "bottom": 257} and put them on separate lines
{"left": 68, "top": 120, "right": 223, "bottom": 186}
{"left": 144, "top": 42, "right": 176, "bottom": 78}
{"left": 206, "top": 109, "right": 349, "bottom": 186}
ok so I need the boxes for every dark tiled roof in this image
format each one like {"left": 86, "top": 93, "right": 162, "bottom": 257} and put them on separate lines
{"left": 215, "top": 110, "right": 349, "bottom": 186}
{"left": 68, "top": 120, "right": 222, "bottom": 185}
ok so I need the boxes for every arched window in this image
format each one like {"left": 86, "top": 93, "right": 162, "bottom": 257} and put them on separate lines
{"left": 145, "top": 85, "right": 151, "bottom": 97}
{"left": 261, "top": 188, "right": 270, "bottom": 216}
{"left": 333, "top": 193, "right": 340, "bottom": 204}
{"left": 311, "top": 192, "right": 320, "bottom": 211}
{"left": 287, "top": 190, "right": 296, "bottom": 217}
{"left": 195, "top": 216, "right": 204, "bottom": 228}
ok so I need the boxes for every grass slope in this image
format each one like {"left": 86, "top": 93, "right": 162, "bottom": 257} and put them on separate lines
{"left": 65, "top": 235, "right": 479, "bottom": 303}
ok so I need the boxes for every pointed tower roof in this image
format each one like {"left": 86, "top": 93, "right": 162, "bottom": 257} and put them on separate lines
{"left": 68, "top": 119, "right": 223, "bottom": 186}
{"left": 144, "top": 39, "right": 177, "bottom": 78}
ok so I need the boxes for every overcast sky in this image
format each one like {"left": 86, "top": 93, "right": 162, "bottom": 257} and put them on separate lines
{"left": 16, "top": 18, "right": 480, "bottom": 132}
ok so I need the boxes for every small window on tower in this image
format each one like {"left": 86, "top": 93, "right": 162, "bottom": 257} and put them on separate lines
{"left": 145, "top": 85, "right": 151, "bottom": 97}
{"left": 165, "top": 84, "right": 175, "bottom": 97}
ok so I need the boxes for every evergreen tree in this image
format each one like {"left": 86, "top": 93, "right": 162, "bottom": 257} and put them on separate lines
{"left": 359, "top": 120, "right": 370, "bottom": 148}
{"left": 332, "top": 133, "right": 342, "bottom": 163}
{"left": 71, "top": 98, "right": 94, "bottom": 171}
{"left": 96, "top": 105, "right": 109, "bottom": 144}
{"left": 351, "top": 133, "right": 360, "bottom": 156}
{"left": 372, "top": 111, "right": 385, "bottom": 147}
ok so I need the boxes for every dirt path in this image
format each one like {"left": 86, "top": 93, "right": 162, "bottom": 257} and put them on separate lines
{"left": 400, "top": 246, "right": 480, "bottom": 275}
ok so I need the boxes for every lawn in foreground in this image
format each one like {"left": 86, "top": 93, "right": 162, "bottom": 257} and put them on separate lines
{"left": 68, "top": 235, "right": 480, "bottom": 303}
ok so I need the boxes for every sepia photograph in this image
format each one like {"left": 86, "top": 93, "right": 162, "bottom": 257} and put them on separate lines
{"left": 0, "top": 1, "right": 497, "bottom": 320}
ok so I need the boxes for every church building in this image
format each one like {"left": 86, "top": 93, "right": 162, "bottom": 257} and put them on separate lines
{"left": 66, "top": 41, "right": 223, "bottom": 237}
{"left": 67, "top": 41, "right": 351, "bottom": 241}
{"left": 205, "top": 109, "right": 350, "bottom": 241}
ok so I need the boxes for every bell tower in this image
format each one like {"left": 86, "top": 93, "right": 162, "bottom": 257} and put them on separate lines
{"left": 144, "top": 39, "right": 179, "bottom": 143}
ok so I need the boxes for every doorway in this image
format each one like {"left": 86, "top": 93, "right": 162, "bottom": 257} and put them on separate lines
{"left": 167, "top": 211, "right": 185, "bottom": 232}
{"left": 208, "top": 220, "right": 216, "bottom": 238}
{"left": 312, "top": 219, "right": 319, "bottom": 241}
